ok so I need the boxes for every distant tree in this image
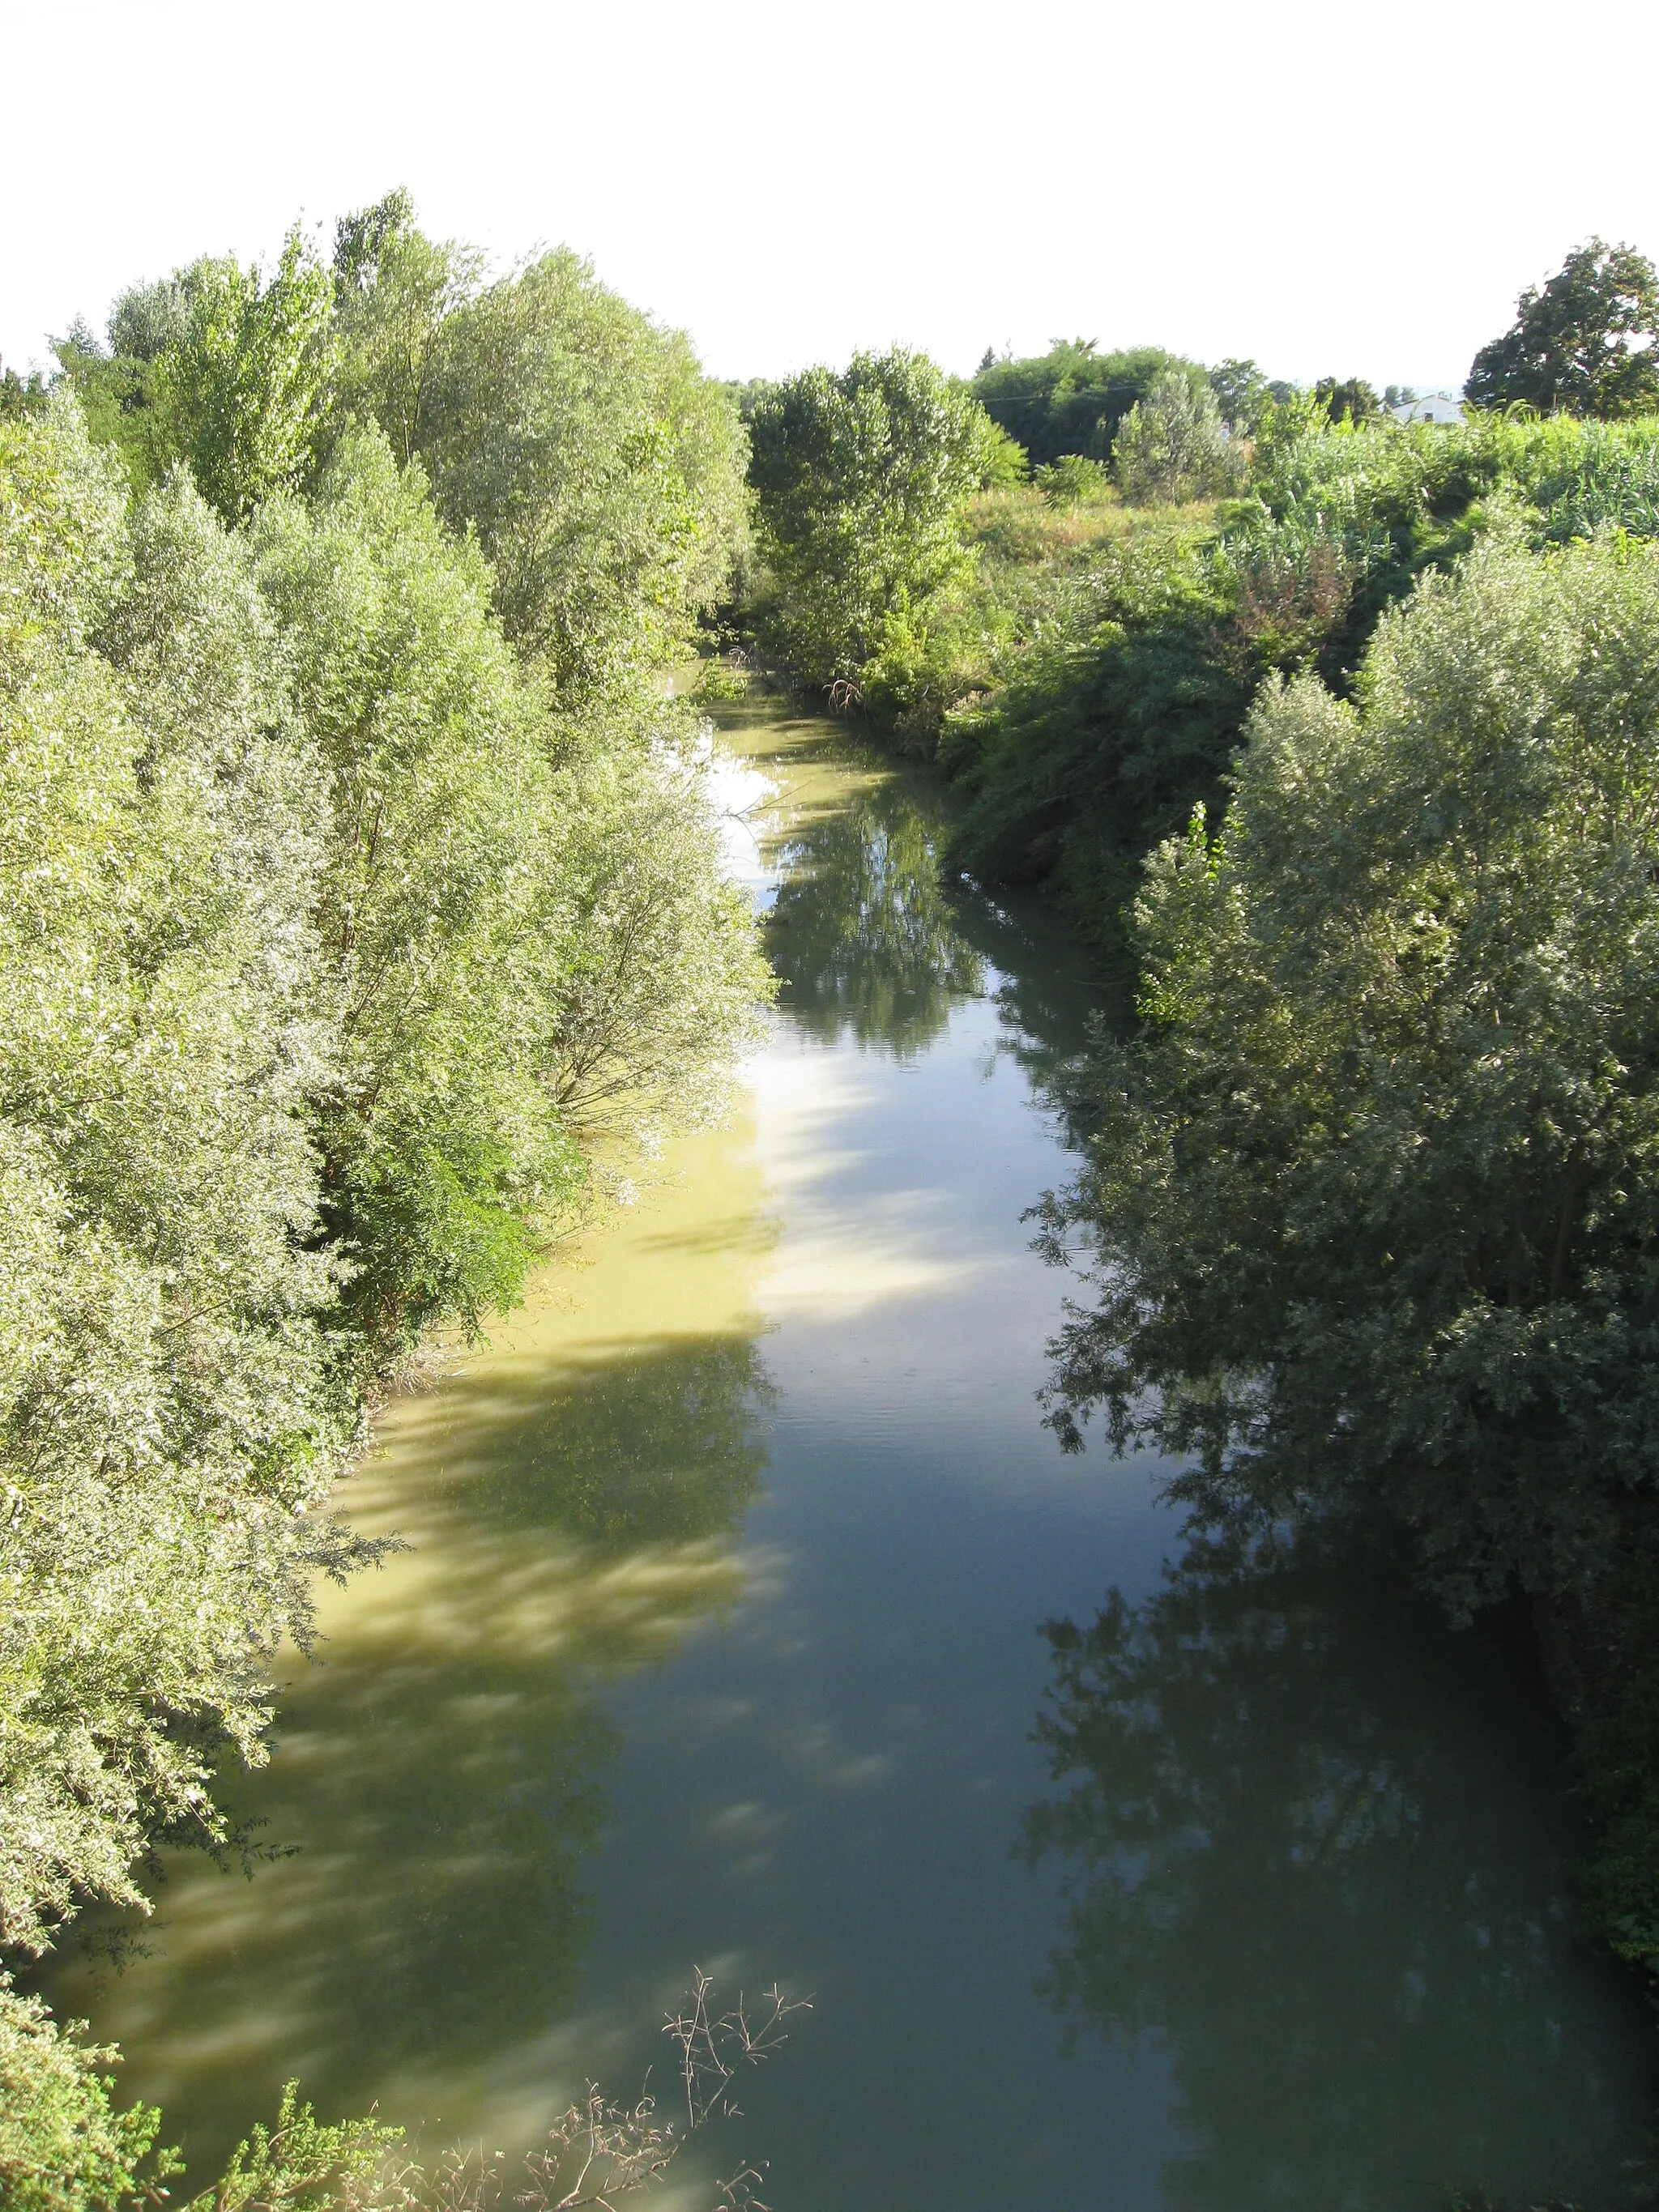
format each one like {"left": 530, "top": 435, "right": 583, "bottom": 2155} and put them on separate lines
{"left": 1312, "top": 376, "right": 1382, "bottom": 425}
{"left": 107, "top": 275, "right": 191, "bottom": 362}
{"left": 1208, "top": 358, "right": 1271, "bottom": 433}
{"left": 0, "top": 362, "right": 48, "bottom": 420}
{"left": 1466, "top": 239, "right": 1659, "bottom": 417}
{"left": 974, "top": 341, "right": 1211, "bottom": 467}
{"left": 748, "top": 347, "right": 991, "bottom": 692}
{"left": 1113, "top": 371, "right": 1240, "bottom": 503}
{"left": 49, "top": 286, "right": 189, "bottom": 489}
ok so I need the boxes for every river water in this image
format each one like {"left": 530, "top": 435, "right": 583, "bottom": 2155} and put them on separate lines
{"left": 45, "top": 701, "right": 1656, "bottom": 2210}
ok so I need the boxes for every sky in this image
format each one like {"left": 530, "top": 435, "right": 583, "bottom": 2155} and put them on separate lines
{"left": 4, "top": 0, "right": 1656, "bottom": 396}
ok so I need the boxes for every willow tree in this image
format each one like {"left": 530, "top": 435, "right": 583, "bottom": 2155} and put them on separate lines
{"left": 1041, "top": 529, "right": 1659, "bottom": 1619}
{"left": 328, "top": 192, "right": 750, "bottom": 712}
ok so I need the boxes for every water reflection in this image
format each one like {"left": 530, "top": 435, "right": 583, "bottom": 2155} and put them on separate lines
{"left": 43, "top": 1124, "right": 776, "bottom": 2172}
{"left": 420, "top": 1334, "right": 773, "bottom": 1547}
{"left": 762, "top": 751, "right": 983, "bottom": 1056}
{"left": 1022, "top": 1526, "right": 1653, "bottom": 2211}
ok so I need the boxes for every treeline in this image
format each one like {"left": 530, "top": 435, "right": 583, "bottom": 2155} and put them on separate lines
{"left": 1, "top": 194, "right": 770, "bottom": 2205}
{"left": 736, "top": 241, "right": 1659, "bottom": 1998}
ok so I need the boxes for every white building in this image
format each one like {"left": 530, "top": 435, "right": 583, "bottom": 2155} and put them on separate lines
{"left": 1389, "top": 391, "right": 1465, "bottom": 424}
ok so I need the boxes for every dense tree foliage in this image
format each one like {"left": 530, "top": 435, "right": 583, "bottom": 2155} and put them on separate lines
{"left": 1, "top": 195, "right": 770, "bottom": 2191}
{"left": 1206, "top": 358, "right": 1293, "bottom": 433}
{"left": 1040, "top": 531, "right": 1659, "bottom": 1596}
{"left": 1111, "top": 369, "right": 1240, "bottom": 503}
{"left": 1033, "top": 529, "right": 1659, "bottom": 1958}
{"left": 54, "top": 190, "right": 751, "bottom": 718}
{"left": 329, "top": 191, "right": 749, "bottom": 708}
{"left": 927, "top": 406, "right": 1659, "bottom": 950}
{"left": 1467, "top": 240, "right": 1659, "bottom": 418}
{"left": 1311, "top": 374, "right": 1383, "bottom": 424}
{"left": 971, "top": 341, "right": 1209, "bottom": 467}
{"left": 746, "top": 348, "right": 1000, "bottom": 697}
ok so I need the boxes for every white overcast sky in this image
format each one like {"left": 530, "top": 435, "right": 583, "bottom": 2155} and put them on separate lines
{"left": 4, "top": 0, "right": 1653, "bottom": 395}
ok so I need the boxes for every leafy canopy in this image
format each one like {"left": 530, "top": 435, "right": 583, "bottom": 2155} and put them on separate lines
{"left": 748, "top": 347, "right": 994, "bottom": 693}
{"left": 330, "top": 194, "right": 750, "bottom": 709}
{"left": 1041, "top": 530, "right": 1659, "bottom": 1622}
{"left": 972, "top": 341, "right": 1210, "bottom": 468}
{"left": 1467, "top": 238, "right": 1659, "bottom": 418}
{"left": 1112, "top": 370, "right": 1240, "bottom": 504}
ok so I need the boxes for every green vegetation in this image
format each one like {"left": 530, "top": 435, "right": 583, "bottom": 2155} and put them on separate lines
{"left": 748, "top": 358, "right": 1659, "bottom": 957}
{"left": 0, "top": 1970, "right": 795, "bottom": 2210}
{"left": 736, "top": 237, "right": 1659, "bottom": 2047}
{"left": 17, "top": 194, "right": 1659, "bottom": 2193}
{"left": 1110, "top": 370, "right": 1240, "bottom": 504}
{"left": 1036, "top": 527, "right": 1659, "bottom": 1977}
{"left": 970, "top": 340, "right": 1211, "bottom": 467}
{"left": 745, "top": 348, "right": 1005, "bottom": 704}
{"left": 1, "top": 194, "right": 770, "bottom": 2199}
{"left": 1467, "top": 237, "right": 1659, "bottom": 416}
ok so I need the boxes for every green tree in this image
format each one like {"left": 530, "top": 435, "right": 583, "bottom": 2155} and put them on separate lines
{"left": 973, "top": 341, "right": 1210, "bottom": 467}
{"left": 424, "top": 251, "right": 748, "bottom": 699}
{"left": 0, "top": 401, "right": 370, "bottom": 1956}
{"left": 748, "top": 347, "right": 991, "bottom": 694}
{"left": 1207, "top": 357, "right": 1272, "bottom": 433}
{"left": 154, "top": 229, "right": 336, "bottom": 520}
{"left": 0, "top": 360, "right": 49, "bottom": 420}
{"left": 253, "top": 425, "right": 768, "bottom": 1357}
{"left": 250, "top": 427, "right": 577, "bottom": 1355}
{"left": 1032, "top": 453, "right": 1111, "bottom": 506}
{"left": 1311, "top": 374, "right": 1382, "bottom": 424}
{"left": 1466, "top": 239, "right": 1659, "bottom": 417}
{"left": 328, "top": 203, "right": 748, "bottom": 709}
{"left": 329, "top": 188, "right": 483, "bottom": 468}
{"left": 1039, "top": 530, "right": 1659, "bottom": 1621}
{"left": 1112, "top": 369, "right": 1241, "bottom": 503}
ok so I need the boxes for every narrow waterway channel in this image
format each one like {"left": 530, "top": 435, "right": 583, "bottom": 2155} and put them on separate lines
{"left": 45, "top": 700, "right": 1656, "bottom": 2210}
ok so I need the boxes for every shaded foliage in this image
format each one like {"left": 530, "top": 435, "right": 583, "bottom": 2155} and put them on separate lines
{"left": 2, "top": 189, "right": 772, "bottom": 2193}
{"left": 972, "top": 342, "right": 1210, "bottom": 469}
{"left": 1034, "top": 533, "right": 1659, "bottom": 1980}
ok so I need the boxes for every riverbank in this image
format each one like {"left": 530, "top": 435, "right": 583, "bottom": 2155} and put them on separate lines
{"left": 36, "top": 698, "right": 1655, "bottom": 2211}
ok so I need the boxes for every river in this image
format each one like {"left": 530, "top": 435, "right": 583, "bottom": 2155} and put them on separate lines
{"left": 43, "top": 698, "right": 1656, "bottom": 2210}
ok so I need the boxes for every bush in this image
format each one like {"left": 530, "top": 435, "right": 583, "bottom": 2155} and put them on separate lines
{"left": 1033, "top": 454, "right": 1113, "bottom": 507}
{"left": 1112, "top": 371, "right": 1241, "bottom": 504}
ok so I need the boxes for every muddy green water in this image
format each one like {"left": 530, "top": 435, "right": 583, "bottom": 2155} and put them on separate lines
{"left": 45, "top": 702, "right": 1656, "bottom": 2210}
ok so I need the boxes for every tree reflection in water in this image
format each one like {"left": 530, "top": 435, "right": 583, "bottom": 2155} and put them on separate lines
{"left": 764, "top": 762, "right": 983, "bottom": 1057}
{"left": 43, "top": 1331, "right": 772, "bottom": 2172}
{"left": 1022, "top": 1526, "right": 1652, "bottom": 2212}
